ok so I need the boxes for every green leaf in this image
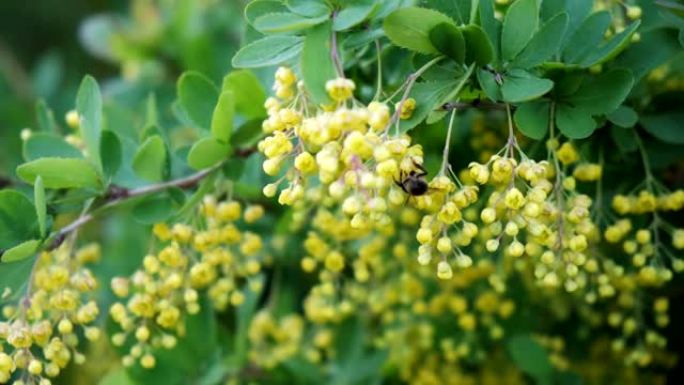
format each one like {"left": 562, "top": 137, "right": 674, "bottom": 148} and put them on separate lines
{"left": 607, "top": 105, "right": 638, "bottom": 128}
{"left": 35, "top": 99, "right": 58, "bottom": 133}
{"left": 253, "top": 12, "right": 329, "bottom": 33}
{"left": 640, "top": 113, "right": 684, "bottom": 144}
{"left": 429, "top": 23, "right": 465, "bottom": 64}
{"left": 177, "top": 72, "right": 219, "bottom": 130}
{"left": 187, "top": 137, "right": 231, "bottom": 170}
{"left": 221, "top": 70, "right": 267, "bottom": 120}
{"left": 23, "top": 133, "right": 83, "bottom": 161}
{"left": 0, "top": 257, "right": 34, "bottom": 294}
{"left": 556, "top": 104, "right": 596, "bottom": 139}
{"left": 17, "top": 158, "right": 102, "bottom": 189}
{"left": 286, "top": 0, "right": 330, "bottom": 17}
{"left": 101, "top": 130, "right": 122, "bottom": 180}
{"left": 512, "top": 13, "right": 568, "bottom": 68}
{"left": 514, "top": 101, "right": 550, "bottom": 139}
{"left": 0, "top": 190, "right": 39, "bottom": 251}
{"left": 302, "top": 21, "right": 338, "bottom": 105}
{"left": 541, "top": 0, "right": 591, "bottom": 42}
{"left": 562, "top": 11, "right": 610, "bottom": 63}
{"left": 232, "top": 35, "right": 304, "bottom": 68}
{"left": 501, "top": 0, "right": 539, "bottom": 61}
{"left": 501, "top": 70, "right": 553, "bottom": 103}
{"left": 477, "top": 68, "right": 502, "bottom": 101}
{"left": 231, "top": 119, "right": 264, "bottom": 148}
{"left": 478, "top": 0, "right": 501, "bottom": 62}
{"left": 245, "top": 0, "right": 288, "bottom": 26}
{"left": 132, "top": 194, "right": 174, "bottom": 224}
{"left": 578, "top": 20, "right": 640, "bottom": 68}
{"left": 508, "top": 335, "right": 553, "bottom": 383}
{"left": 565, "top": 69, "right": 634, "bottom": 115}
{"left": 1, "top": 240, "right": 40, "bottom": 263}
{"left": 211, "top": 91, "right": 234, "bottom": 143}
{"left": 334, "top": 0, "right": 378, "bottom": 31}
{"left": 132, "top": 135, "right": 167, "bottom": 182}
{"left": 383, "top": 7, "right": 455, "bottom": 54}
{"left": 76, "top": 75, "right": 103, "bottom": 172}
{"left": 430, "top": 0, "right": 473, "bottom": 24}
{"left": 462, "top": 24, "right": 495, "bottom": 66}
{"left": 34, "top": 176, "right": 46, "bottom": 238}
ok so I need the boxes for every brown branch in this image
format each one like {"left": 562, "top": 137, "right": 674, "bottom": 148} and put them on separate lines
{"left": 46, "top": 161, "right": 225, "bottom": 250}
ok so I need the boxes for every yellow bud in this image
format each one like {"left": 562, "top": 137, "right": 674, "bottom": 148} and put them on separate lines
{"left": 416, "top": 228, "right": 433, "bottom": 244}
{"left": 141, "top": 354, "right": 156, "bottom": 369}
{"left": 263, "top": 183, "right": 278, "bottom": 198}
{"left": 65, "top": 110, "right": 80, "bottom": 129}
{"left": 437, "top": 261, "right": 453, "bottom": 280}
{"left": 437, "top": 237, "right": 452, "bottom": 254}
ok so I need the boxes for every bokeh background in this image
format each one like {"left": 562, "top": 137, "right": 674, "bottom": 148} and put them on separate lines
{"left": 1, "top": 1, "right": 684, "bottom": 384}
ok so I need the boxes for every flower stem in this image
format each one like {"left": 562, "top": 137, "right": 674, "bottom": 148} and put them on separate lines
{"left": 440, "top": 109, "right": 458, "bottom": 175}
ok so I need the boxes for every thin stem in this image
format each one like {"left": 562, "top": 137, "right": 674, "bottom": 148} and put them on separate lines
{"left": 440, "top": 109, "right": 458, "bottom": 175}
{"left": 373, "top": 39, "right": 383, "bottom": 101}
{"left": 330, "top": 13, "right": 345, "bottom": 78}
{"left": 595, "top": 144, "right": 605, "bottom": 221}
{"left": 634, "top": 131, "right": 663, "bottom": 258}
{"left": 504, "top": 103, "right": 519, "bottom": 156}
{"left": 383, "top": 56, "right": 444, "bottom": 135}
{"left": 47, "top": 162, "right": 224, "bottom": 250}
{"left": 548, "top": 103, "right": 565, "bottom": 253}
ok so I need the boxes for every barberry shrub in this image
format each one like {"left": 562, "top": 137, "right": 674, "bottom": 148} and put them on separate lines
{"left": 1, "top": 0, "right": 684, "bottom": 384}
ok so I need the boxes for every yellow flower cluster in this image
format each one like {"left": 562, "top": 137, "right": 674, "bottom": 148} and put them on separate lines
{"left": 0, "top": 243, "right": 101, "bottom": 385}
{"left": 108, "top": 196, "right": 266, "bottom": 369}
{"left": 258, "top": 67, "right": 424, "bottom": 233}
{"left": 248, "top": 311, "right": 303, "bottom": 368}
{"left": 612, "top": 189, "right": 684, "bottom": 215}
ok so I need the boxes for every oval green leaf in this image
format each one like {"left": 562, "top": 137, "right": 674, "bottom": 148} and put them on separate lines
{"left": 23, "top": 133, "right": 83, "bottom": 161}
{"left": 101, "top": 130, "right": 122, "bottom": 180}
{"left": 512, "top": 12, "right": 568, "bottom": 69}
{"left": 383, "top": 7, "right": 455, "bottom": 54}
{"left": 187, "top": 137, "right": 231, "bottom": 170}
{"left": 76, "top": 75, "right": 103, "bottom": 172}
{"left": 429, "top": 22, "right": 465, "bottom": 64}
{"left": 222, "top": 70, "right": 266, "bottom": 120}
{"left": 2, "top": 239, "right": 40, "bottom": 263}
{"left": 211, "top": 91, "right": 235, "bottom": 143}
{"left": 501, "top": 70, "right": 553, "bottom": 103}
{"left": 302, "top": 21, "right": 337, "bottom": 105}
{"left": 462, "top": 24, "right": 495, "bottom": 66}
{"left": 0, "top": 190, "right": 39, "bottom": 250}
{"left": 501, "top": 0, "right": 539, "bottom": 61}
{"left": 17, "top": 157, "right": 102, "bottom": 189}
{"left": 232, "top": 36, "right": 304, "bottom": 68}
{"left": 514, "top": 101, "right": 550, "bottom": 139}
{"left": 132, "top": 135, "right": 167, "bottom": 182}
{"left": 177, "top": 71, "right": 219, "bottom": 130}
{"left": 253, "top": 12, "right": 328, "bottom": 33}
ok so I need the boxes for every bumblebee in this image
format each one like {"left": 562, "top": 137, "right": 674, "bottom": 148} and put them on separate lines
{"left": 395, "top": 160, "right": 429, "bottom": 196}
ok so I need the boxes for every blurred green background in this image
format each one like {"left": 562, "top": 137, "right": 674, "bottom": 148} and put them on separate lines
{"left": 2, "top": 1, "right": 684, "bottom": 384}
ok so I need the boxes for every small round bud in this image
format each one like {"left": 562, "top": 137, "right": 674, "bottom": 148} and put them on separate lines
{"left": 141, "top": 354, "right": 156, "bottom": 369}
{"left": 437, "top": 261, "right": 453, "bottom": 280}
{"left": 263, "top": 183, "right": 278, "bottom": 198}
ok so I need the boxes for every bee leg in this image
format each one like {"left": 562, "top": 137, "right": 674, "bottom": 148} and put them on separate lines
{"left": 411, "top": 158, "right": 428, "bottom": 174}
{"left": 394, "top": 171, "right": 408, "bottom": 193}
